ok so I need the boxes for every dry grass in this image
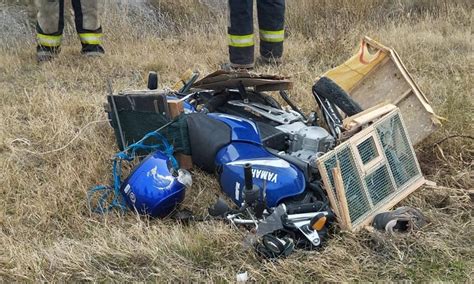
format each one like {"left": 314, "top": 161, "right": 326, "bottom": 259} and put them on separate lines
{"left": 1, "top": 0, "right": 473, "bottom": 281}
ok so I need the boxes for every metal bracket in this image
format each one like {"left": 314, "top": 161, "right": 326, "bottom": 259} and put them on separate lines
{"left": 228, "top": 100, "right": 303, "bottom": 125}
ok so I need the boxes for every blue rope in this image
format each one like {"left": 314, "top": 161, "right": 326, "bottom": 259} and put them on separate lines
{"left": 88, "top": 125, "right": 179, "bottom": 214}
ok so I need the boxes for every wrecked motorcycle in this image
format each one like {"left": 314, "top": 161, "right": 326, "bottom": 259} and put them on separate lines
{"left": 102, "top": 71, "right": 363, "bottom": 255}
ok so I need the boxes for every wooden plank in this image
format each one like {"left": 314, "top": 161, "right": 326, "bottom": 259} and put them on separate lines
{"left": 389, "top": 49, "right": 433, "bottom": 110}
{"left": 326, "top": 185, "right": 342, "bottom": 222}
{"left": 363, "top": 36, "right": 392, "bottom": 53}
{"left": 343, "top": 102, "right": 389, "bottom": 128}
{"left": 351, "top": 104, "right": 397, "bottom": 125}
{"left": 339, "top": 125, "right": 361, "bottom": 141}
{"left": 322, "top": 36, "right": 439, "bottom": 145}
{"left": 172, "top": 69, "right": 194, "bottom": 91}
{"left": 344, "top": 104, "right": 397, "bottom": 131}
{"left": 316, "top": 159, "right": 342, "bottom": 219}
{"left": 167, "top": 100, "right": 184, "bottom": 119}
{"left": 332, "top": 164, "right": 352, "bottom": 231}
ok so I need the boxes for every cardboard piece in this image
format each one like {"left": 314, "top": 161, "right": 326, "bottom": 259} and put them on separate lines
{"left": 192, "top": 70, "right": 293, "bottom": 92}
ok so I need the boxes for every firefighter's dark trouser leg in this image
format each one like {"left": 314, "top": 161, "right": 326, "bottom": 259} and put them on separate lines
{"left": 228, "top": 0, "right": 255, "bottom": 68}
{"left": 71, "top": 0, "right": 105, "bottom": 55}
{"left": 35, "top": 0, "right": 64, "bottom": 60}
{"left": 257, "top": 0, "right": 285, "bottom": 62}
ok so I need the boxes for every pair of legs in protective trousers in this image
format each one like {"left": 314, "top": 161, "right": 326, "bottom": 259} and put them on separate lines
{"left": 227, "top": 0, "right": 285, "bottom": 70}
{"left": 35, "top": 0, "right": 104, "bottom": 62}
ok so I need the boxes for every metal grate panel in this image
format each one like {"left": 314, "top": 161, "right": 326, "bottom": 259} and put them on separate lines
{"left": 322, "top": 146, "right": 371, "bottom": 223}
{"left": 338, "top": 147, "right": 372, "bottom": 222}
{"left": 365, "top": 165, "right": 394, "bottom": 205}
{"left": 357, "top": 136, "right": 378, "bottom": 165}
{"left": 376, "top": 115, "right": 420, "bottom": 188}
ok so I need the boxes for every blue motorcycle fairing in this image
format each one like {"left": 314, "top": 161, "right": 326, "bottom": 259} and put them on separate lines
{"left": 216, "top": 142, "right": 306, "bottom": 207}
{"left": 120, "top": 151, "right": 186, "bottom": 217}
{"left": 207, "top": 113, "right": 261, "bottom": 144}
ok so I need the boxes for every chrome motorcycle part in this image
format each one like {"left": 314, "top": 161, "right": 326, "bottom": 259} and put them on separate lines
{"left": 228, "top": 100, "right": 303, "bottom": 124}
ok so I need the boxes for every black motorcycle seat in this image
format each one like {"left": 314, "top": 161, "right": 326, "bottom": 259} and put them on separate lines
{"left": 187, "top": 113, "right": 231, "bottom": 172}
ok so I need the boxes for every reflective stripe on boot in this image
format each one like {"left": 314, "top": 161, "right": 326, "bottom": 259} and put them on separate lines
{"left": 36, "top": 34, "right": 62, "bottom": 47}
{"left": 78, "top": 33, "right": 103, "bottom": 45}
{"left": 228, "top": 34, "right": 254, "bottom": 48}
{"left": 259, "top": 29, "right": 284, "bottom": 43}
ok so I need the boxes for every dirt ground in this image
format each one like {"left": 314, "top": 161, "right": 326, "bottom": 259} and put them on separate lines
{"left": 1, "top": 0, "right": 472, "bottom": 281}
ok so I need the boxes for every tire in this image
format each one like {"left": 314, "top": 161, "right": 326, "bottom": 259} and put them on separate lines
{"left": 313, "top": 76, "right": 363, "bottom": 116}
{"left": 147, "top": 71, "right": 158, "bottom": 90}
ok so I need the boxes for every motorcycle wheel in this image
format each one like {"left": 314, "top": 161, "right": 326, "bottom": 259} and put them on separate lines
{"left": 313, "top": 76, "right": 363, "bottom": 116}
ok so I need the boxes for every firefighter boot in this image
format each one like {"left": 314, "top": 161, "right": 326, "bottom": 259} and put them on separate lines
{"left": 36, "top": 45, "right": 60, "bottom": 62}
{"left": 81, "top": 43, "right": 105, "bottom": 57}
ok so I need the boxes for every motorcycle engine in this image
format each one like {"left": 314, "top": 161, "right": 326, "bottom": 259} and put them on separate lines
{"left": 224, "top": 100, "right": 336, "bottom": 166}
{"left": 276, "top": 122, "right": 335, "bottom": 165}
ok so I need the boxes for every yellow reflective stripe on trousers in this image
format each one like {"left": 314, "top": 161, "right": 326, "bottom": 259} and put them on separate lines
{"left": 229, "top": 34, "right": 254, "bottom": 47}
{"left": 79, "top": 33, "right": 103, "bottom": 45}
{"left": 37, "top": 34, "right": 62, "bottom": 47}
{"left": 259, "top": 29, "right": 284, "bottom": 43}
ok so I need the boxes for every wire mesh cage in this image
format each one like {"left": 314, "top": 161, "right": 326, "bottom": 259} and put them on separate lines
{"left": 317, "top": 108, "right": 424, "bottom": 230}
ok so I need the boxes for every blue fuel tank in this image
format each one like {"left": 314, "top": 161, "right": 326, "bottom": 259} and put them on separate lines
{"left": 210, "top": 113, "right": 305, "bottom": 207}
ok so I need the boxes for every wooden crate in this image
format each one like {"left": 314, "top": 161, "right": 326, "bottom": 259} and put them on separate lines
{"left": 323, "top": 36, "right": 441, "bottom": 145}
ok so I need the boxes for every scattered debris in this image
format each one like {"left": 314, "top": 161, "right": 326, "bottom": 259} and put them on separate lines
{"left": 92, "top": 37, "right": 438, "bottom": 259}
{"left": 236, "top": 271, "right": 248, "bottom": 283}
{"left": 372, "top": 206, "right": 428, "bottom": 233}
